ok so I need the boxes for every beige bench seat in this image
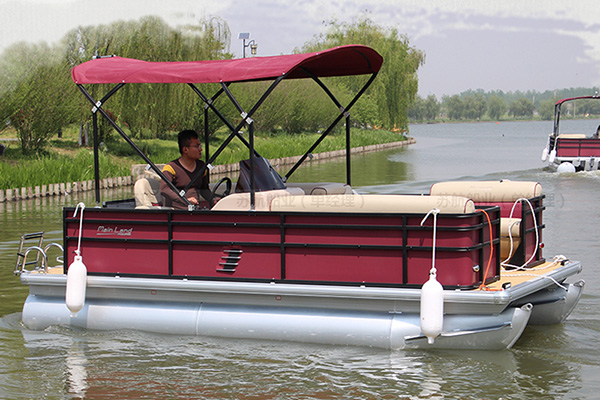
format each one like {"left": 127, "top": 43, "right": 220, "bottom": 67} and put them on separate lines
{"left": 270, "top": 194, "right": 475, "bottom": 214}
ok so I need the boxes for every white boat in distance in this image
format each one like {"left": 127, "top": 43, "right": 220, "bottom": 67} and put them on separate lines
{"left": 542, "top": 95, "right": 600, "bottom": 172}
{"left": 16, "top": 45, "right": 584, "bottom": 350}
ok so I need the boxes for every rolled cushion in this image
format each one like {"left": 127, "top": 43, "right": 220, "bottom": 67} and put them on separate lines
{"left": 430, "top": 180, "right": 542, "bottom": 202}
{"left": 500, "top": 218, "right": 521, "bottom": 237}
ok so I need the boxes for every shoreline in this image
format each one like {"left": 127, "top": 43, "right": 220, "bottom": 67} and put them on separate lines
{"left": 0, "top": 138, "right": 415, "bottom": 203}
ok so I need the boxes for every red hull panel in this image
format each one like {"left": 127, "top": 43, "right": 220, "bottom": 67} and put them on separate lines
{"left": 285, "top": 247, "right": 404, "bottom": 284}
{"left": 556, "top": 138, "right": 600, "bottom": 157}
{"left": 72, "top": 242, "right": 170, "bottom": 275}
{"left": 64, "top": 206, "right": 501, "bottom": 289}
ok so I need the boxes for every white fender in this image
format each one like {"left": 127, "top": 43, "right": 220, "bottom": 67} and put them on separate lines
{"left": 420, "top": 272, "right": 444, "bottom": 344}
{"left": 557, "top": 162, "right": 576, "bottom": 174}
{"left": 541, "top": 146, "right": 548, "bottom": 162}
{"left": 65, "top": 255, "right": 87, "bottom": 316}
{"left": 549, "top": 149, "right": 556, "bottom": 163}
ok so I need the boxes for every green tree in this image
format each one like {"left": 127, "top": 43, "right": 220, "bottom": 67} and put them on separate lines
{"left": 301, "top": 16, "right": 424, "bottom": 130}
{"left": 509, "top": 97, "right": 534, "bottom": 118}
{"left": 0, "top": 16, "right": 235, "bottom": 155}
{"left": 62, "top": 16, "right": 233, "bottom": 140}
{"left": 409, "top": 95, "right": 440, "bottom": 122}
{"left": 487, "top": 96, "right": 507, "bottom": 120}
{"left": 0, "top": 43, "right": 79, "bottom": 154}
{"left": 443, "top": 95, "right": 464, "bottom": 120}
{"left": 350, "top": 93, "right": 382, "bottom": 128}
{"left": 537, "top": 99, "right": 556, "bottom": 120}
{"left": 408, "top": 95, "right": 425, "bottom": 121}
{"left": 574, "top": 98, "right": 600, "bottom": 116}
{"left": 423, "top": 95, "right": 440, "bottom": 121}
{"left": 463, "top": 93, "right": 487, "bottom": 120}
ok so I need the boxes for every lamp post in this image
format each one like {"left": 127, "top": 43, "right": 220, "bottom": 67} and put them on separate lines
{"left": 238, "top": 32, "right": 258, "bottom": 58}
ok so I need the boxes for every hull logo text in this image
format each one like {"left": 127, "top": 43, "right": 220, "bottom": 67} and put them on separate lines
{"left": 96, "top": 226, "right": 133, "bottom": 236}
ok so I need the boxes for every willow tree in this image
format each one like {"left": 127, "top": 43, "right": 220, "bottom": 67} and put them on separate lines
{"left": 62, "top": 16, "right": 233, "bottom": 140}
{"left": 301, "top": 17, "right": 424, "bottom": 130}
{"left": 0, "top": 43, "right": 79, "bottom": 154}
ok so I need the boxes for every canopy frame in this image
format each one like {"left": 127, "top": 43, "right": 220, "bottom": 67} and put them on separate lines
{"left": 553, "top": 94, "right": 600, "bottom": 138}
{"left": 73, "top": 46, "right": 382, "bottom": 209}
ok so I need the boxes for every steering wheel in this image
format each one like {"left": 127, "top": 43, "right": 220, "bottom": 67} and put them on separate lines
{"left": 210, "top": 177, "right": 232, "bottom": 205}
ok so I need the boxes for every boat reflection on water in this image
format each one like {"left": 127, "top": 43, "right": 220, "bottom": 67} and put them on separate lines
{"left": 17, "top": 326, "right": 581, "bottom": 399}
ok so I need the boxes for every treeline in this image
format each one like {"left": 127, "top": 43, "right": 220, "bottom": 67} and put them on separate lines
{"left": 409, "top": 87, "right": 600, "bottom": 122}
{"left": 0, "top": 16, "right": 232, "bottom": 154}
{"left": 0, "top": 15, "right": 423, "bottom": 155}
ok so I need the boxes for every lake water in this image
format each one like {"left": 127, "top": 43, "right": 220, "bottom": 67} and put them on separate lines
{"left": 1, "top": 120, "right": 599, "bottom": 399}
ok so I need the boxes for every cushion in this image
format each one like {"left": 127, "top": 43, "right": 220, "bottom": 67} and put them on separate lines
{"left": 430, "top": 180, "right": 542, "bottom": 202}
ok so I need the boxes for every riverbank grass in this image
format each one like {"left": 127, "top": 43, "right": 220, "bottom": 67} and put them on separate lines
{"left": 0, "top": 127, "right": 407, "bottom": 190}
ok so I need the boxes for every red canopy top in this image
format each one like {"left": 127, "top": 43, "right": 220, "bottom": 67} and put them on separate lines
{"left": 71, "top": 45, "right": 382, "bottom": 85}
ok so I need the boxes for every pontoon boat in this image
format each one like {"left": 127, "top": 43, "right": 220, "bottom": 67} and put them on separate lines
{"left": 542, "top": 95, "right": 600, "bottom": 172}
{"left": 15, "top": 46, "right": 584, "bottom": 350}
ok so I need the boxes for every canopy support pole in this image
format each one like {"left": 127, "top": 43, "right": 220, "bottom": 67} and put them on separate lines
{"left": 92, "top": 112, "right": 100, "bottom": 206}
{"left": 183, "top": 76, "right": 285, "bottom": 209}
{"left": 188, "top": 83, "right": 259, "bottom": 158}
{"left": 346, "top": 114, "right": 351, "bottom": 186}
{"left": 204, "top": 105, "right": 210, "bottom": 171}
{"left": 249, "top": 122, "right": 256, "bottom": 210}
{"left": 200, "top": 85, "right": 233, "bottom": 182}
{"left": 300, "top": 69, "right": 354, "bottom": 185}
{"left": 284, "top": 72, "right": 378, "bottom": 183}
{"left": 76, "top": 84, "right": 190, "bottom": 206}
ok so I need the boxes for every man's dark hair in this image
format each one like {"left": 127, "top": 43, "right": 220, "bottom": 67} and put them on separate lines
{"left": 177, "top": 130, "right": 199, "bottom": 154}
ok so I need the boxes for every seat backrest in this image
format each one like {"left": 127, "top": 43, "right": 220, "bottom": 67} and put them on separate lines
{"left": 286, "top": 182, "right": 353, "bottom": 195}
{"left": 212, "top": 187, "right": 304, "bottom": 211}
{"left": 134, "top": 177, "right": 163, "bottom": 209}
{"left": 235, "top": 157, "right": 286, "bottom": 193}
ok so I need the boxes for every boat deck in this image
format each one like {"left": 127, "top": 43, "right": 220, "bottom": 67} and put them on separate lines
{"left": 484, "top": 259, "right": 566, "bottom": 290}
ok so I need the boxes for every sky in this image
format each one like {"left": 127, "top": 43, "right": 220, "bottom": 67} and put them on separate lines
{"left": 1, "top": 0, "right": 600, "bottom": 98}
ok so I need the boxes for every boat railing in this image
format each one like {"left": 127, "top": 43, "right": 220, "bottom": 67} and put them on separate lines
{"left": 429, "top": 180, "right": 545, "bottom": 268}
{"left": 15, "top": 235, "right": 64, "bottom": 275}
{"left": 62, "top": 196, "right": 501, "bottom": 289}
{"left": 15, "top": 232, "right": 44, "bottom": 274}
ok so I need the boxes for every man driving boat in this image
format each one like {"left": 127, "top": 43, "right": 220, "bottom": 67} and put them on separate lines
{"left": 160, "top": 130, "right": 210, "bottom": 209}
